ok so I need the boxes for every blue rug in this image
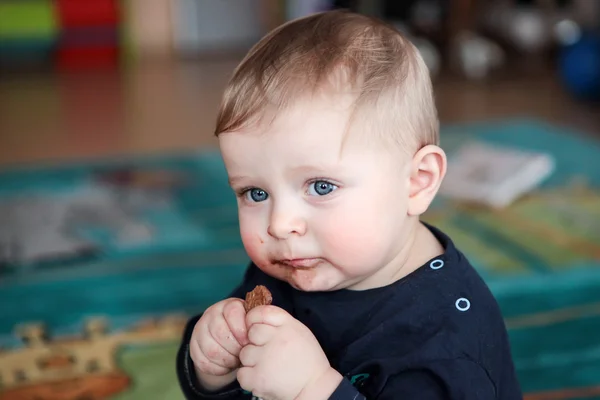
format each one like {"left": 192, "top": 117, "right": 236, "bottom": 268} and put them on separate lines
{"left": 0, "top": 118, "right": 599, "bottom": 399}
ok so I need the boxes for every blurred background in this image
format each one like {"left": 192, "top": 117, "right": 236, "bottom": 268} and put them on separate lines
{"left": 0, "top": 0, "right": 599, "bottom": 399}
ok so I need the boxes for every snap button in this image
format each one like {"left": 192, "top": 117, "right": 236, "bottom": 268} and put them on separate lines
{"left": 455, "top": 298, "right": 471, "bottom": 312}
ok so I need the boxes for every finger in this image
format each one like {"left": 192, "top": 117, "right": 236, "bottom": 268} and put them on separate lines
{"left": 239, "top": 344, "right": 262, "bottom": 368}
{"left": 208, "top": 314, "right": 242, "bottom": 357}
{"left": 247, "top": 323, "right": 276, "bottom": 346}
{"left": 190, "top": 339, "right": 233, "bottom": 376}
{"left": 238, "top": 367, "right": 268, "bottom": 400}
{"left": 201, "top": 323, "right": 240, "bottom": 370}
{"left": 223, "top": 299, "right": 249, "bottom": 346}
{"left": 236, "top": 367, "right": 255, "bottom": 394}
{"left": 246, "top": 305, "right": 290, "bottom": 328}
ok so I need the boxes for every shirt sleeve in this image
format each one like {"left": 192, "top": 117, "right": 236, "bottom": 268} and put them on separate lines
{"left": 175, "top": 263, "right": 264, "bottom": 399}
{"left": 329, "top": 378, "right": 367, "bottom": 400}
{"left": 330, "top": 359, "right": 496, "bottom": 400}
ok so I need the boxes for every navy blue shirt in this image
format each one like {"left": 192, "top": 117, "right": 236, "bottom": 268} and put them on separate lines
{"left": 176, "top": 224, "right": 522, "bottom": 399}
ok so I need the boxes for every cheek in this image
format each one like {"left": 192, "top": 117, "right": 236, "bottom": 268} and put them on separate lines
{"left": 317, "top": 191, "right": 405, "bottom": 268}
{"left": 320, "top": 212, "right": 383, "bottom": 262}
{"left": 238, "top": 212, "right": 267, "bottom": 263}
{"left": 238, "top": 211, "right": 289, "bottom": 280}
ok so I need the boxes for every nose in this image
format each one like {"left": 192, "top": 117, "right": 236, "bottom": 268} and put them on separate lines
{"left": 267, "top": 208, "right": 307, "bottom": 239}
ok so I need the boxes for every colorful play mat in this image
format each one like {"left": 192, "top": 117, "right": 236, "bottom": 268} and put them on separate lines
{"left": 0, "top": 118, "right": 599, "bottom": 399}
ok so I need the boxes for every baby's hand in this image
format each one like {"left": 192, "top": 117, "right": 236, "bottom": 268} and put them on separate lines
{"left": 238, "top": 306, "right": 342, "bottom": 400}
{"left": 190, "top": 298, "right": 249, "bottom": 391}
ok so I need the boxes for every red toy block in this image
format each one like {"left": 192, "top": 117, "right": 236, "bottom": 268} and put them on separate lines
{"left": 59, "top": 26, "right": 119, "bottom": 47}
{"left": 56, "top": 45, "right": 119, "bottom": 70}
{"left": 55, "top": 0, "right": 119, "bottom": 28}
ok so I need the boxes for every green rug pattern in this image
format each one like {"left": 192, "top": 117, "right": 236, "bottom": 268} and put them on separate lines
{"left": 0, "top": 118, "right": 599, "bottom": 399}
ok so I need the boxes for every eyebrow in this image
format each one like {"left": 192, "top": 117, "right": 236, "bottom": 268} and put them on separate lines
{"left": 228, "top": 176, "right": 248, "bottom": 187}
{"left": 288, "top": 164, "right": 338, "bottom": 177}
{"left": 227, "top": 164, "right": 340, "bottom": 187}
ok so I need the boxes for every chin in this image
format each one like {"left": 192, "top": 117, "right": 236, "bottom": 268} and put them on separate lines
{"left": 286, "top": 269, "right": 349, "bottom": 292}
{"left": 256, "top": 260, "right": 348, "bottom": 292}
{"left": 289, "top": 281, "right": 332, "bottom": 292}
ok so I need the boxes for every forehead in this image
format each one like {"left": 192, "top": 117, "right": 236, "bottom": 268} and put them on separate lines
{"left": 219, "top": 95, "right": 357, "bottom": 168}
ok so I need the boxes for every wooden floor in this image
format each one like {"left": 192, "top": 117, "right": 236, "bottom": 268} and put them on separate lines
{"left": 1, "top": 58, "right": 599, "bottom": 168}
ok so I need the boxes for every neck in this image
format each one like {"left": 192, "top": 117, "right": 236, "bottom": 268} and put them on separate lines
{"left": 393, "top": 220, "right": 444, "bottom": 280}
{"left": 350, "top": 218, "right": 444, "bottom": 290}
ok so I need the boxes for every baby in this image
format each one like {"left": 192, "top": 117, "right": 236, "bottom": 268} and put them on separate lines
{"left": 176, "top": 10, "right": 522, "bottom": 400}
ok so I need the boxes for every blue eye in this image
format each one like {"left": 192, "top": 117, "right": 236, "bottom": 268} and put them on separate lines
{"left": 245, "top": 188, "right": 269, "bottom": 202}
{"left": 308, "top": 181, "right": 337, "bottom": 196}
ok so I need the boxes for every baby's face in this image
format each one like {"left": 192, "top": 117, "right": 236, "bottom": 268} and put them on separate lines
{"left": 219, "top": 95, "right": 413, "bottom": 291}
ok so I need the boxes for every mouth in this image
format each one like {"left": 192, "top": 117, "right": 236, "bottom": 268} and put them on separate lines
{"left": 277, "top": 258, "right": 321, "bottom": 268}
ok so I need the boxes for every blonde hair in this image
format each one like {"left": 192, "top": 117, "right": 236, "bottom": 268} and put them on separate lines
{"left": 215, "top": 10, "right": 439, "bottom": 153}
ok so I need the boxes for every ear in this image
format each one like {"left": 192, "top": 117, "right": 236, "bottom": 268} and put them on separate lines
{"left": 407, "top": 145, "right": 446, "bottom": 216}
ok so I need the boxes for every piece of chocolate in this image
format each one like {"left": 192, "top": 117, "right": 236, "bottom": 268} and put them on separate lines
{"left": 244, "top": 285, "right": 272, "bottom": 312}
